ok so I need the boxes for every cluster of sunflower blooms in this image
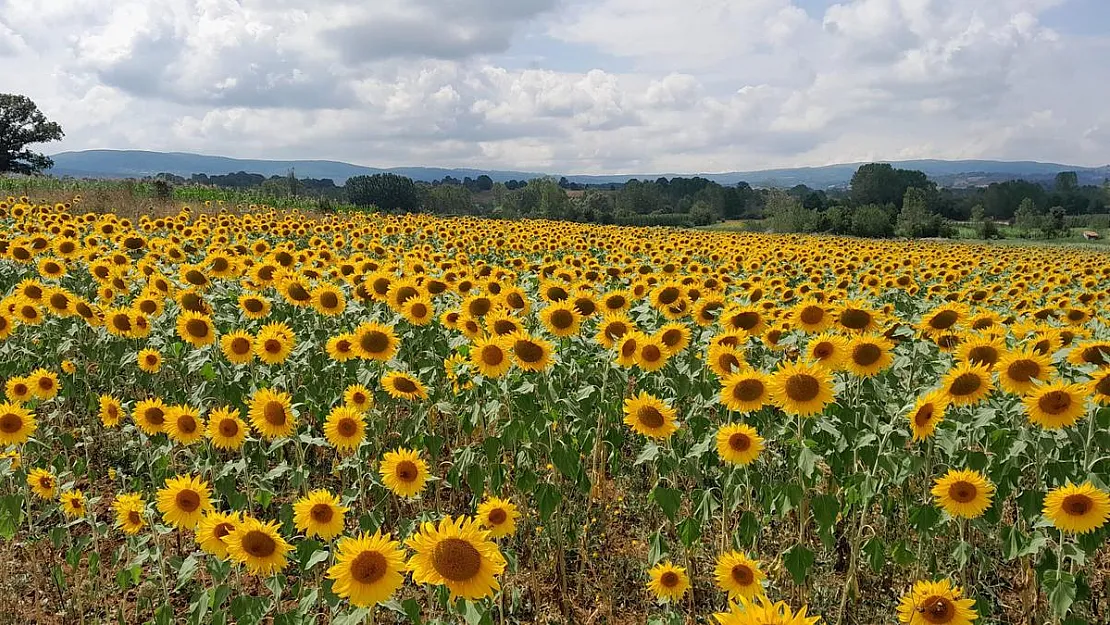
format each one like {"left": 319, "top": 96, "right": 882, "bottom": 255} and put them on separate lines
{"left": 4, "top": 195, "right": 1110, "bottom": 623}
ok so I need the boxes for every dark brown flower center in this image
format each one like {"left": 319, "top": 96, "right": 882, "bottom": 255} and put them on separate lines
{"left": 243, "top": 298, "right": 264, "bottom": 313}
{"left": 145, "top": 408, "right": 165, "bottom": 425}
{"left": 657, "top": 287, "right": 681, "bottom": 305}
{"left": 432, "top": 538, "right": 482, "bottom": 581}
{"left": 920, "top": 596, "right": 954, "bottom": 624}
{"left": 799, "top": 306, "right": 824, "bottom": 325}
{"left": 350, "top": 550, "right": 388, "bottom": 584}
{"left": 660, "top": 571, "right": 680, "bottom": 587}
{"left": 640, "top": 344, "right": 662, "bottom": 363}
{"left": 550, "top": 309, "right": 574, "bottom": 329}
{"left": 392, "top": 377, "right": 418, "bottom": 394}
{"left": 728, "top": 433, "right": 752, "bottom": 452}
{"left": 242, "top": 530, "right": 277, "bottom": 557}
{"left": 214, "top": 522, "right": 234, "bottom": 539}
{"left": 852, "top": 343, "right": 882, "bottom": 367}
{"left": 481, "top": 345, "right": 505, "bottom": 366}
{"left": 731, "top": 564, "right": 754, "bottom": 585}
{"left": 218, "top": 419, "right": 239, "bottom": 438}
{"left": 488, "top": 508, "right": 508, "bottom": 525}
{"left": 264, "top": 339, "right": 282, "bottom": 354}
{"left": 1007, "top": 359, "right": 1040, "bottom": 383}
{"left": 732, "top": 312, "right": 761, "bottom": 331}
{"left": 1038, "top": 391, "right": 1072, "bottom": 415}
{"left": 637, "top": 406, "right": 665, "bottom": 429}
{"left": 127, "top": 511, "right": 142, "bottom": 526}
{"left": 785, "top": 374, "right": 820, "bottom": 402}
{"left": 928, "top": 310, "right": 959, "bottom": 331}
{"left": 0, "top": 413, "right": 23, "bottom": 433}
{"left": 949, "top": 481, "right": 978, "bottom": 503}
{"left": 185, "top": 318, "right": 210, "bottom": 339}
{"left": 1063, "top": 494, "right": 1093, "bottom": 516}
{"left": 177, "top": 415, "right": 197, "bottom": 434}
{"left": 949, "top": 373, "right": 982, "bottom": 396}
{"left": 175, "top": 489, "right": 201, "bottom": 513}
{"left": 395, "top": 460, "right": 418, "bottom": 482}
{"left": 360, "top": 331, "right": 389, "bottom": 354}
{"left": 914, "top": 404, "right": 935, "bottom": 427}
{"left": 515, "top": 340, "right": 544, "bottom": 363}
{"left": 967, "top": 346, "right": 999, "bottom": 367}
{"left": 310, "top": 503, "right": 334, "bottom": 524}
{"left": 319, "top": 292, "right": 339, "bottom": 309}
{"left": 231, "top": 337, "right": 252, "bottom": 355}
{"left": 732, "top": 379, "right": 764, "bottom": 403}
{"left": 839, "top": 309, "right": 871, "bottom": 330}
{"left": 263, "top": 401, "right": 286, "bottom": 426}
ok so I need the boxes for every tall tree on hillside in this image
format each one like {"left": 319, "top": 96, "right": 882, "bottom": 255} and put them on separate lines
{"left": 0, "top": 94, "right": 65, "bottom": 174}
{"left": 850, "top": 163, "right": 932, "bottom": 208}
{"left": 346, "top": 174, "right": 421, "bottom": 212}
{"left": 1054, "top": 171, "right": 1078, "bottom": 193}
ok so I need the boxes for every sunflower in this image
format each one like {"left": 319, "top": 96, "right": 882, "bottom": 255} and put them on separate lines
{"left": 27, "top": 468, "right": 57, "bottom": 499}
{"left": 806, "top": 332, "right": 849, "bottom": 370}
{"left": 595, "top": 313, "right": 633, "bottom": 349}
{"left": 956, "top": 335, "right": 1005, "bottom": 370}
{"left": 1024, "top": 381, "right": 1087, "bottom": 430}
{"left": 836, "top": 299, "right": 879, "bottom": 333}
{"left": 112, "top": 493, "right": 146, "bottom": 535}
{"left": 239, "top": 294, "right": 271, "bottom": 319}
{"left": 4, "top": 377, "right": 32, "bottom": 403}
{"left": 540, "top": 303, "right": 582, "bottom": 338}
{"left": 381, "top": 371, "right": 427, "bottom": 401}
{"left": 248, "top": 388, "right": 296, "bottom": 439}
{"left": 326, "top": 333, "right": 359, "bottom": 362}
{"left": 60, "top": 490, "right": 87, "bottom": 518}
{"left": 206, "top": 406, "right": 248, "bottom": 450}
{"left": 713, "top": 551, "right": 766, "bottom": 600}
{"left": 477, "top": 497, "right": 520, "bottom": 538}
{"left": 938, "top": 363, "right": 994, "bottom": 407}
{"left": 325, "top": 405, "right": 366, "bottom": 453}
{"left": 471, "top": 335, "right": 512, "bottom": 378}
{"left": 225, "top": 516, "right": 293, "bottom": 575}
{"left": 714, "top": 595, "right": 820, "bottom": 625}
{"left": 353, "top": 321, "right": 399, "bottom": 361}
{"left": 379, "top": 448, "right": 429, "bottom": 498}
{"left": 907, "top": 391, "right": 948, "bottom": 442}
{"left": 220, "top": 330, "right": 255, "bottom": 365}
{"left": 844, "top": 334, "right": 894, "bottom": 377}
{"left": 1067, "top": 340, "right": 1110, "bottom": 367}
{"left": 137, "top": 348, "right": 162, "bottom": 373}
{"left": 769, "top": 361, "right": 835, "bottom": 417}
{"left": 343, "top": 384, "right": 374, "bottom": 412}
{"left": 932, "top": 469, "right": 995, "bottom": 519}
{"left": 1043, "top": 482, "right": 1110, "bottom": 534}
{"left": 715, "top": 423, "right": 764, "bottom": 466}
{"left": 255, "top": 322, "right": 295, "bottom": 365}
{"left": 1088, "top": 369, "right": 1110, "bottom": 405}
{"left": 790, "top": 299, "right": 832, "bottom": 334}
{"left": 918, "top": 304, "right": 965, "bottom": 337}
{"left": 0, "top": 402, "right": 36, "bottom": 445}
{"left": 721, "top": 304, "right": 766, "bottom": 336}
{"left": 133, "top": 398, "right": 167, "bottom": 435}
{"left": 292, "top": 490, "right": 348, "bottom": 540}
{"left": 719, "top": 370, "right": 770, "bottom": 414}
{"left": 997, "top": 348, "right": 1054, "bottom": 396}
{"left": 28, "top": 368, "right": 58, "bottom": 400}
{"left": 615, "top": 331, "right": 645, "bottom": 368}
{"left": 406, "top": 515, "right": 507, "bottom": 600}
{"left": 707, "top": 344, "right": 746, "bottom": 378}
{"left": 636, "top": 334, "right": 670, "bottom": 372}
{"left": 165, "top": 405, "right": 206, "bottom": 445}
{"left": 896, "top": 579, "right": 978, "bottom": 625}
{"left": 401, "top": 296, "right": 435, "bottom": 326}
{"left": 647, "top": 561, "right": 689, "bottom": 602}
{"left": 156, "top": 474, "right": 214, "bottom": 529}
{"left": 622, "top": 392, "right": 679, "bottom": 439}
{"left": 310, "top": 283, "right": 346, "bottom": 316}
{"left": 196, "top": 511, "right": 241, "bottom": 559}
{"left": 176, "top": 310, "right": 216, "bottom": 347}
{"left": 0, "top": 313, "right": 13, "bottom": 341}
{"left": 328, "top": 531, "right": 407, "bottom": 607}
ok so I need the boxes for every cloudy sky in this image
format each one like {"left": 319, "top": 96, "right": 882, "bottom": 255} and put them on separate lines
{"left": 2, "top": 0, "right": 1108, "bottom": 174}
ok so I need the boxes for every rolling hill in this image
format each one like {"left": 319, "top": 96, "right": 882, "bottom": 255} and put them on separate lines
{"left": 46, "top": 150, "right": 1110, "bottom": 188}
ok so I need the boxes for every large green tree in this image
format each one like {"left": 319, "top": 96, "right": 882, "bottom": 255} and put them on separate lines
{"left": 345, "top": 173, "right": 421, "bottom": 212}
{"left": 1, "top": 94, "right": 65, "bottom": 174}
{"left": 849, "top": 163, "right": 932, "bottom": 208}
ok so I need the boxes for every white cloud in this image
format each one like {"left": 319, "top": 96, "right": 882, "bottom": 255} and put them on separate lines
{"left": 0, "top": 0, "right": 1106, "bottom": 173}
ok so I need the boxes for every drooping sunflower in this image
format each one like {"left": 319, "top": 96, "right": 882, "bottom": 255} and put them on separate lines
{"left": 353, "top": 321, "right": 399, "bottom": 362}
{"left": 1043, "top": 482, "right": 1110, "bottom": 534}
{"left": 165, "top": 404, "right": 206, "bottom": 445}
{"left": 220, "top": 330, "right": 256, "bottom": 365}
{"left": 719, "top": 370, "right": 770, "bottom": 414}
{"left": 98, "top": 395, "right": 124, "bottom": 427}
{"left": 137, "top": 348, "right": 162, "bottom": 373}
{"left": 1024, "top": 381, "right": 1088, "bottom": 430}
{"left": 326, "top": 333, "right": 359, "bottom": 362}
{"left": 896, "top": 579, "right": 978, "bottom": 625}
{"left": 540, "top": 302, "right": 582, "bottom": 338}
{"left": 476, "top": 497, "right": 520, "bottom": 538}
{"left": 381, "top": 371, "right": 427, "bottom": 401}
{"left": 713, "top": 551, "right": 766, "bottom": 600}
{"left": 196, "top": 511, "right": 241, "bottom": 559}
{"left": 343, "top": 384, "right": 374, "bottom": 412}
{"left": 248, "top": 388, "right": 296, "bottom": 439}
{"left": 112, "top": 493, "right": 146, "bottom": 535}
{"left": 379, "top": 448, "right": 429, "bottom": 498}
{"left": 255, "top": 322, "right": 295, "bottom": 366}
{"left": 156, "top": 474, "right": 214, "bottom": 529}
{"left": 997, "top": 348, "right": 1054, "bottom": 396}
{"left": 844, "top": 334, "right": 894, "bottom": 378}
{"left": 714, "top": 595, "right": 820, "bottom": 625}
{"left": 806, "top": 332, "right": 849, "bottom": 371}
{"left": 907, "top": 391, "right": 949, "bottom": 442}
{"left": 324, "top": 405, "right": 366, "bottom": 453}
{"left": 715, "top": 423, "right": 764, "bottom": 466}
{"left": 60, "top": 490, "right": 87, "bottom": 518}
{"left": 647, "top": 561, "right": 689, "bottom": 602}
{"left": 176, "top": 310, "right": 217, "bottom": 347}
{"left": 28, "top": 368, "right": 58, "bottom": 400}
{"left": 133, "top": 397, "right": 168, "bottom": 435}
{"left": 206, "top": 406, "right": 248, "bottom": 450}
{"left": 27, "top": 467, "right": 57, "bottom": 499}
{"left": 292, "top": 490, "right": 348, "bottom": 540}
{"left": 769, "top": 360, "right": 835, "bottom": 417}
{"left": 622, "top": 392, "right": 679, "bottom": 439}
{"left": 931, "top": 469, "right": 995, "bottom": 519}
{"left": 0, "top": 402, "right": 36, "bottom": 445}
{"left": 406, "top": 515, "right": 507, "bottom": 600}
{"left": 471, "top": 335, "right": 512, "bottom": 378}
{"left": 938, "top": 363, "right": 994, "bottom": 407}
{"left": 225, "top": 516, "right": 293, "bottom": 576}
{"left": 327, "top": 531, "right": 407, "bottom": 608}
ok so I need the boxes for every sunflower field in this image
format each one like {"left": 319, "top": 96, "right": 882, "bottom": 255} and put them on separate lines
{"left": 2, "top": 195, "right": 1110, "bottom": 625}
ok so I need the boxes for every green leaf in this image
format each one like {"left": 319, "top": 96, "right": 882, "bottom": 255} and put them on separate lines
{"left": 797, "top": 446, "right": 819, "bottom": 479}
{"left": 811, "top": 494, "right": 839, "bottom": 531}
{"left": 401, "top": 598, "right": 423, "bottom": 624}
{"left": 535, "top": 483, "right": 561, "bottom": 521}
{"left": 909, "top": 505, "right": 939, "bottom": 533}
{"left": 304, "top": 549, "right": 330, "bottom": 571}
{"left": 1043, "top": 569, "right": 1076, "bottom": 618}
{"left": 175, "top": 555, "right": 199, "bottom": 591}
{"left": 551, "top": 441, "right": 580, "bottom": 480}
{"left": 652, "top": 486, "right": 682, "bottom": 522}
{"left": 677, "top": 516, "right": 701, "bottom": 547}
{"left": 332, "top": 608, "right": 371, "bottom": 625}
{"left": 863, "top": 538, "right": 885, "bottom": 573}
{"left": 0, "top": 494, "right": 24, "bottom": 540}
{"left": 635, "top": 442, "right": 660, "bottom": 466}
{"left": 200, "top": 362, "right": 217, "bottom": 381}
{"left": 782, "top": 544, "right": 815, "bottom": 585}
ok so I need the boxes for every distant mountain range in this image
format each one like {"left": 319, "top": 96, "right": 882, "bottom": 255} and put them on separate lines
{"left": 47, "top": 150, "right": 1110, "bottom": 189}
